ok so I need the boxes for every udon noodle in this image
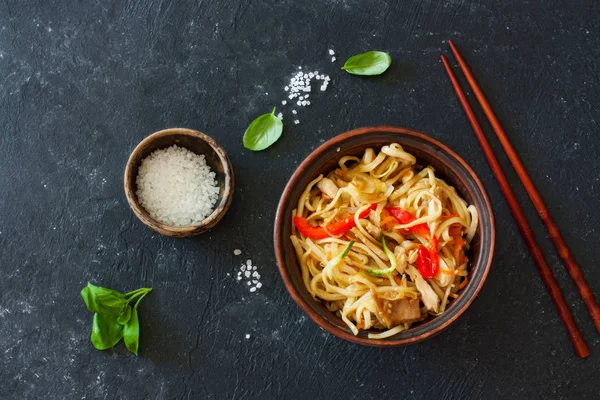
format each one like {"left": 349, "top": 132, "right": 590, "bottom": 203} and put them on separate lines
{"left": 290, "top": 143, "right": 478, "bottom": 338}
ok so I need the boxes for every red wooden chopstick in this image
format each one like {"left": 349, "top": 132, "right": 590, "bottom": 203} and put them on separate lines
{"left": 447, "top": 40, "right": 600, "bottom": 335}
{"left": 440, "top": 54, "right": 590, "bottom": 358}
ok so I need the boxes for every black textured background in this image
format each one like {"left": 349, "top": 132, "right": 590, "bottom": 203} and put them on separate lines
{"left": 1, "top": 1, "right": 599, "bottom": 399}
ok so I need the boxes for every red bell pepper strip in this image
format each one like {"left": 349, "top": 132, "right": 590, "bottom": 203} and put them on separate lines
{"left": 293, "top": 204, "right": 377, "bottom": 240}
{"left": 385, "top": 207, "right": 440, "bottom": 278}
{"left": 384, "top": 207, "right": 430, "bottom": 238}
{"left": 417, "top": 245, "right": 437, "bottom": 278}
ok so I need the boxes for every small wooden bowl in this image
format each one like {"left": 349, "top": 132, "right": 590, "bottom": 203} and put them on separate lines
{"left": 274, "top": 126, "right": 495, "bottom": 346}
{"left": 124, "top": 128, "right": 234, "bottom": 237}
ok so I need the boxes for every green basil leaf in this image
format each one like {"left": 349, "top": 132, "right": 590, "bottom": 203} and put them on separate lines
{"left": 242, "top": 107, "right": 283, "bottom": 151}
{"left": 117, "top": 304, "right": 132, "bottom": 325}
{"left": 123, "top": 308, "right": 140, "bottom": 356}
{"left": 91, "top": 313, "right": 124, "bottom": 350}
{"left": 341, "top": 51, "right": 392, "bottom": 76}
{"left": 81, "top": 282, "right": 127, "bottom": 315}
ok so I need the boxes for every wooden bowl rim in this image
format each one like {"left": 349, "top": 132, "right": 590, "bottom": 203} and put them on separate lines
{"left": 273, "top": 126, "right": 495, "bottom": 346}
{"left": 124, "top": 127, "right": 234, "bottom": 236}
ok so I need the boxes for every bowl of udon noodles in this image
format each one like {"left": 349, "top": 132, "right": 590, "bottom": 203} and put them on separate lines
{"left": 274, "top": 126, "right": 495, "bottom": 346}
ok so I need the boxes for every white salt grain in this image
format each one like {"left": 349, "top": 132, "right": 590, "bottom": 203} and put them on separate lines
{"left": 136, "top": 145, "right": 219, "bottom": 226}
{"left": 235, "top": 259, "right": 263, "bottom": 292}
{"left": 294, "top": 120, "right": 300, "bottom": 124}
{"left": 233, "top": 249, "right": 242, "bottom": 255}
{"left": 292, "top": 110, "right": 297, "bottom": 115}
{"left": 277, "top": 112, "right": 283, "bottom": 120}
{"left": 281, "top": 100, "right": 287, "bottom": 105}
{"left": 328, "top": 49, "right": 335, "bottom": 55}
{"left": 245, "top": 334, "right": 250, "bottom": 339}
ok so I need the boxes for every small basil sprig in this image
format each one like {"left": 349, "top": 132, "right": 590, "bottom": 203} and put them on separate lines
{"left": 81, "top": 283, "right": 152, "bottom": 355}
{"left": 243, "top": 107, "right": 283, "bottom": 151}
{"left": 341, "top": 51, "right": 392, "bottom": 76}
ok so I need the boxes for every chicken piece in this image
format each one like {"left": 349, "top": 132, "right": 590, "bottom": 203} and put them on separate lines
{"left": 393, "top": 245, "right": 408, "bottom": 274}
{"left": 365, "top": 222, "right": 382, "bottom": 240}
{"left": 317, "top": 177, "right": 338, "bottom": 199}
{"left": 407, "top": 266, "right": 439, "bottom": 312}
{"left": 372, "top": 290, "right": 421, "bottom": 328}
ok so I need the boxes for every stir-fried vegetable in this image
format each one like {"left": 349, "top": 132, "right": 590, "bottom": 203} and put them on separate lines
{"left": 323, "top": 241, "right": 355, "bottom": 279}
{"left": 385, "top": 207, "right": 440, "bottom": 278}
{"left": 385, "top": 207, "right": 430, "bottom": 238}
{"left": 367, "top": 237, "right": 397, "bottom": 276}
{"left": 293, "top": 204, "right": 376, "bottom": 239}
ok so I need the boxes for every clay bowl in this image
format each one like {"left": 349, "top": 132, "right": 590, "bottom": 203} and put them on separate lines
{"left": 274, "top": 126, "right": 495, "bottom": 346}
{"left": 124, "top": 128, "right": 234, "bottom": 237}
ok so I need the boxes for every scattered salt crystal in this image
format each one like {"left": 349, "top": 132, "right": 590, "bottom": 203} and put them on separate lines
{"left": 235, "top": 259, "right": 263, "bottom": 292}
{"left": 299, "top": 96, "right": 304, "bottom": 100}
{"left": 292, "top": 110, "right": 297, "bottom": 115}
{"left": 328, "top": 49, "right": 335, "bottom": 55}
{"left": 331, "top": 56, "right": 336, "bottom": 62}
{"left": 294, "top": 120, "right": 300, "bottom": 124}
{"left": 284, "top": 86, "right": 289, "bottom": 91}
{"left": 136, "top": 145, "right": 219, "bottom": 226}
{"left": 298, "top": 66, "right": 302, "bottom": 69}
{"left": 336, "top": 147, "right": 341, "bottom": 152}
{"left": 277, "top": 112, "right": 283, "bottom": 120}
{"left": 245, "top": 334, "right": 250, "bottom": 339}
{"left": 233, "top": 249, "right": 242, "bottom": 256}
{"left": 281, "top": 100, "right": 287, "bottom": 105}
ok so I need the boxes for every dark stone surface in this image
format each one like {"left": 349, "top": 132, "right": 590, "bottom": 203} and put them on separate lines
{"left": 1, "top": 0, "right": 599, "bottom": 398}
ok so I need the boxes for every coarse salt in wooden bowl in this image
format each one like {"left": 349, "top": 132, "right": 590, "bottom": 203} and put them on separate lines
{"left": 274, "top": 126, "right": 495, "bottom": 346}
{"left": 124, "top": 128, "right": 234, "bottom": 237}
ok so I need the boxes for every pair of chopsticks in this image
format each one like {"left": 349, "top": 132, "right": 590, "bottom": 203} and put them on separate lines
{"left": 441, "top": 40, "right": 600, "bottom": 359}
